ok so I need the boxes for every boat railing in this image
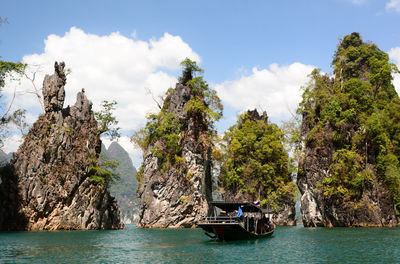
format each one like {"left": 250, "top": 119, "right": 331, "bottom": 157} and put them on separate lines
{"left": 200, "top": 216, "right": 240, "bottom": 224}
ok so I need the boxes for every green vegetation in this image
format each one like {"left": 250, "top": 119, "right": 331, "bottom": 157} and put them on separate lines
{"left": 90, "top": 101, "right": 121, "bottom": 185}
{"left": 106, "top": 143, "right": 137, "bottom": 199}
{"left": 0, "top": 60, "right": 26, "bottom": 89}
{"left": 133, "top": 58, "right": 222, "bottom": 173}
{"left": 220, "top": 111, "right": 296, "bottom": 210}
{"left": 88, "top": 154, "right": 120, "bottom": 186}
{"left": 0, "top": 59, "right": 26, "bottom": 147}
{"left": 102, "top": 142, "right": 138, "bottom": 221}
{"left": 298, "top": 33, "right": 400, "bottom": 210}
{"left": 0, "top": 17, "right": 28, "bottom": 147}
{"left": 95, "top": 100, "right": 120, "bottom": 140}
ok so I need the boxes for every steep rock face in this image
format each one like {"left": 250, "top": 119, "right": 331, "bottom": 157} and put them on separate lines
{"left": 297, "top": 33, "right": 399, "bottom": 227}
{"left": 137, "top": 79, "right": 212, "bottom": 228}
{"left": 0, "top": 62, "right": 124, "bottom": 230}
{"left": 221, "top": 110, "right": 296, "bottom": 226}
{"left": 298, "top": 124, "right": 397, "bottom": 227}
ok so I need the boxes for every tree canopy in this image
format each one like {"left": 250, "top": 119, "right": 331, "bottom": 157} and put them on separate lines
{"left": 298, "top": 32, "right": 400, "bottom": 211}
{"left": 220, "top": 110, "right": 296, "bottom": 210}
{"left": 95, "top": 100, "right": 121, "bottom": 140}
{"left": 90, "top": 100, "right": 121, "bottom": 186}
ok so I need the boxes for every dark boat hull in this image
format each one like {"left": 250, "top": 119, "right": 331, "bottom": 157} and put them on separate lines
{"left": 198, "top": 222, "right": 274, "bottom": 241}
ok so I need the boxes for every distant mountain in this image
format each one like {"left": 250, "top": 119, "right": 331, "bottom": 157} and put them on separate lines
{"left": 0, "top": 150, "right": 7, "bottom": 164}
{"left": 101, "top": 142, "right": 138, "bottom": 224}
{"left": 0, "top": 149, "right": 13, "bottom": 166}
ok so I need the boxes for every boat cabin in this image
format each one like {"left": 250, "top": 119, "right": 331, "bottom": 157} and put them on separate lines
{"left": 198, "top": 201, "right": 275, "bottom": 241}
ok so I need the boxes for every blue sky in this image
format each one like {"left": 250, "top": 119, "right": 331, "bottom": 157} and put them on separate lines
{"left": 2, "top": 0, "right": 400, "bottom": 77}
{"left": 1, "top": 0, "right": 400, "bottom": 165}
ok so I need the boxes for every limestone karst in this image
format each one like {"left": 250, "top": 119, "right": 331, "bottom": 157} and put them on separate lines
{"left": 0, "top": 62, "right": 124, "bottom": 230}
{"left": 136, "top": 59, "right": 222, "bottom": 227}
{"left": 297, "top": 33, "right": 399, "bottom": 227}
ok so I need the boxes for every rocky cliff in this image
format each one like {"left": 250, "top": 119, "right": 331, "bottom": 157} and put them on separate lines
{"left": 220, "top": 109, "right": 297, "bottom": 226}
{"left": 298, "top": 137, "right": 397, "bottom": 227}
{"left": 0, "top": 62, "right": 124, "bottom": 230}
{"left": 297, "top": 33, "right": 399, "bottom": 227}
{"left": 136, "top": 60, "right": 221, "bottom": 228}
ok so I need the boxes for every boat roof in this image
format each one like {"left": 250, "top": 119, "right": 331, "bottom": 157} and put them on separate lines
{"left": 210, "top": 201, "right": 273, "bottom": 214}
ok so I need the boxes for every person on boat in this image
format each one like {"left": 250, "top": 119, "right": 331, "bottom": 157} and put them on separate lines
{"left": 236, "top": 206, "right": 244, "bottom": 222}
{"left": 266, "top": 217, "right": 275, "bottom": 231}
{"left": 262, "top": 217, "right": 273, "bottom": 232}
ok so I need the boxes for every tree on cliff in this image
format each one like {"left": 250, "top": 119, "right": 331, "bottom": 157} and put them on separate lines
{"left": 0, "top": 16, "right": 28, "bottom": 146}
{"left": 220, "top": 109, "right": 297, "bottom": 211}
{"left": 298, "top": 32, "right": 400, "bottom": 224}
{"left": 132, "top": 58, "right": 223, "bottom": 228}
{"left": 95, "top": 100, "right": 120, "bottom": 140}
{"left": 0, "top": 62, "right": 124, "bottom": 230}
{"left": 133, "top": 58, "right": 222, "bottom": 177}
{"left": 0, "top": 59, "right": 26, "bottom": 146}
{"left": 89, "top": 100, "right": 122, "bottom": 186}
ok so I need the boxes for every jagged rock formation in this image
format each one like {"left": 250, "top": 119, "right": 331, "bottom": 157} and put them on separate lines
{"left": 273, "top": 204, "right": 296, "bottom": 226}
{"left": 298, "top": 128, "right": 397, "bottom": 227}
{"left": 0, "top": 62, "right": 124, "bottom": 230}
{"left": 220, "top": 109, "right": 296, "bottom": 226}
{"left": 136, "top": 62, "right": 219, "bottom": 228}
{"left": 297, "top": 33, "right": 399, "bottom": 227}
{"left": 102, "top": 142, "right": 138, "bottom": 224}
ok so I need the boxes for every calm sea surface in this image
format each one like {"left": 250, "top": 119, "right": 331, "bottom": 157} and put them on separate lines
{"left": 1, "top": 224, "right": 400, "bottom": 263}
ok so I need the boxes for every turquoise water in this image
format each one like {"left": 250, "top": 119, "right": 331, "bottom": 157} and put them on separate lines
{"left": 1, "top": 225, "right": 400, "bottom": 263}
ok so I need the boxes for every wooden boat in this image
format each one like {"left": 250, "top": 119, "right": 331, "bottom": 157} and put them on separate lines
{"left": 197, "top": 201, "right": 275, "bottom": 241}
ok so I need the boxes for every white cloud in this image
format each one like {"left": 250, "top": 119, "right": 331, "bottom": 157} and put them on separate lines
{"left": 102, "top": 136, "right": 142, "bottom": 168}
{"left": 2, "top": 134, "right": 22, "bottom": 154}
{"left": 214, "top": 63, "right": 315, "bottom": 122}
{"left": 389, "top": 47, "right": 400, "bottom": 63}
{"left": 4, "top": 27, "right": 200, "bottom": 134}
{"left": 389, "top": 47, "right": 400, "bottom": 94}
{"left": 386, "top": 0, "right": 400, "bottom": 12}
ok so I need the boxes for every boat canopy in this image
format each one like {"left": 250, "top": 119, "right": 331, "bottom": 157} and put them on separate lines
{"left": 210, "top": 201, "right": 273, "bottom": 214}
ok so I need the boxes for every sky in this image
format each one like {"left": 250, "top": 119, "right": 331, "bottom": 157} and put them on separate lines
{"left": 1, "top": 0, "right": 400, "bottom": 166}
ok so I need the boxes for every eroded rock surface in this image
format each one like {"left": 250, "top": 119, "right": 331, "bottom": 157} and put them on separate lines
{"left": 0, "top": 62, "right": 124, "bottom": 230}
{"left": 297, "top": 125, "right": 398, "bottom": 227}
{"left": 136, "top": 75, "right": 212, "bottom": 228}
{"left": 297, "top": 33, "right": 399, "bottom": 227}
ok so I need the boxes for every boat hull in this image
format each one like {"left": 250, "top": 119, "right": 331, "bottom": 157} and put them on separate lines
{"left": 198, "top": 222, "right": 274, "bottom": 241}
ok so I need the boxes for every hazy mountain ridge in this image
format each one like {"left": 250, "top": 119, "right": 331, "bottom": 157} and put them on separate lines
{"left": 102, "top": 141, "right": 138, "bottom": 224}
{"left": 0, "top": 149, "right": 12, "bottom": 166}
